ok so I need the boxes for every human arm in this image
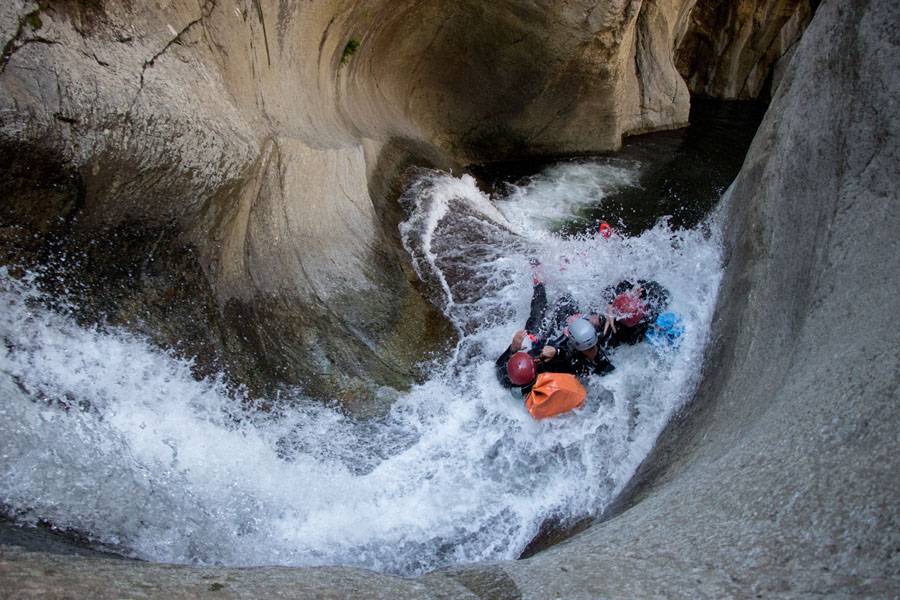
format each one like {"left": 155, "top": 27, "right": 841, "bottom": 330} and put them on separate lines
{"left": 602, "top": 303, "right": 617, "bottom": 335}
{"left": 495, "top": 330, "right": 540, "bottom": 388}
{"left": 510, "top": 329, "right": 529, "bottom": 351}
{"left": 494, "top": 339, "right": 521, "bottom": 389}
{"left": 537, "top": 335, "right": 574, "bottom": 373}
{"left": 637, "top": 280, "right": 670, "bottom": 321}
{"left": 539, "top": 344, "right": 558, "bottom": 361}
{"left": 494, "top": 348, "right": 515, "bottom": 388}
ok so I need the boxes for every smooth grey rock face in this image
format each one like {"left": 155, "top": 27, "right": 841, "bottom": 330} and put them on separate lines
{"left": 2, "top": 0, "right": 898, "bottom": 598}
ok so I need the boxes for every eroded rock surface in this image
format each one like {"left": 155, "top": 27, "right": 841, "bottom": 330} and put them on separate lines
{"left": 675, "top": 0, "right": 814, "bottom": 99}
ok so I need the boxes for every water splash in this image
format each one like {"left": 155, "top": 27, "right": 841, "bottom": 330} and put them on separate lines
{"left": 0, "top": 161, "right": 724, "bottom": 576}
{"left": 495, "top": 158, "right": 640, "bottom": 232}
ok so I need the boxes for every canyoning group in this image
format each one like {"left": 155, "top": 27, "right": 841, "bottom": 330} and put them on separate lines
{"left": 495, "top": 222, "right": 684, "bottom": 420}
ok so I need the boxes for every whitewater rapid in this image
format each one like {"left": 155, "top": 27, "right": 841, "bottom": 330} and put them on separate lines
{"left": 0, "top": 160, "right": 724, "bottom": 576}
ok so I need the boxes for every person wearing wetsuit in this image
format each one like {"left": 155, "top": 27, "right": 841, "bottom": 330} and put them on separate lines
{"left": 496, "top": 263, "right": 627, "bottom": 395}
{"left": 591, "top": 279, "right": 671, "bottom": 349}
{"left": 523, "top": 279, "right": 579, "bottom": 341}
{"left": 495, "top": 264, "right": 580, "bottom": 396}
{"left": 494, "top": 328, "right": 571, "bottom": 397}
{"left": 523, "top": 272, "right": 615, "bottom": 378}
{"left": 550, "top": 317, "right": 615, "bottom": 378}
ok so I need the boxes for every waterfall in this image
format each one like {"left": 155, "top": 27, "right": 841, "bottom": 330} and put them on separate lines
{"left": 0, "top": 155, "right": 725, "bottom": 576}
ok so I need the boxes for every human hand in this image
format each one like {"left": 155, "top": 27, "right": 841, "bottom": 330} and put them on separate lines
{"left": 540, "top": 345, "right": 557, "bottom": 361}
{"left": 511, "top": 329, "right": 529, "bottom": 350}
{"left": 603, "top": 305, "right": 617, "bottom": 335}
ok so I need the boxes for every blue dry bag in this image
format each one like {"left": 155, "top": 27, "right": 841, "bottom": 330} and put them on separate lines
{"left": 646, "top": 313, "right": 684, "bottom": 351}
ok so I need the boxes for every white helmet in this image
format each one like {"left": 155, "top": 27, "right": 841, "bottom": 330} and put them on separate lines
{"left": 567, "top": 317, "right": 597, "bottom": 351}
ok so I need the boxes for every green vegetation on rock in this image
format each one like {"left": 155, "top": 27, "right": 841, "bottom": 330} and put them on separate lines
{"left": 341, "top": 38, "right": 360, "bottom": 63}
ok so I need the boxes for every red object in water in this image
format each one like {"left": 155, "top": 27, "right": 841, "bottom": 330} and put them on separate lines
{"left": 597, "top": 220, "right": 617, "bottom": 238}
{"left": 507, "top": 352, "right": 537, "bottom": 386}
{"left": 613, "top": 293, "right": 647, "bottom": 327}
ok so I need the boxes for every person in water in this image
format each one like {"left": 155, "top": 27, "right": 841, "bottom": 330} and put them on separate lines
{"left": 495, "top": 261, "right": 614, "bottom": 394}
{"left": 494, "top": 260, "right": 579, "bottom": 395}
{"left": 587, "top": 279, "right": 671, "bottom": 349}
{"left": 554, "top": 316, "right": 616, "bottom": 378}
{"left": 494, "top": 330, "right": 567, "bottom": 397}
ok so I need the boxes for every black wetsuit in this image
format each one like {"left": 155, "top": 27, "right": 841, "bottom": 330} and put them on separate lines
{"left": 530, "top": 281, "right": 615, "bottom": 376}
{"left": 495, "top": 282, "right": 580, "bottom": 395}
{"left": 593, "top": 279, "right": 671, "bottom": 349}
{"left": 524, "top": 283, "right": 578, "bottom": 339}
{"left": 549, "top": 333, "right": 615, "bottom": 378}
{"left": 494, "top": 343, "right": 571, "bottom": 397}
{"left": 495, "top": 282, "right": 614, "bottom": 394}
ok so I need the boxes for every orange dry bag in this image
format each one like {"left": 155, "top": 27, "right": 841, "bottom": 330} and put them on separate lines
{"left": 525, "top": 373, "right": 587, "bottom": 420}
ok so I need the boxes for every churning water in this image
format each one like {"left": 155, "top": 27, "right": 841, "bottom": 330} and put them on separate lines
{"left": 0, "top": 117, "right": 744, "bottom": 575}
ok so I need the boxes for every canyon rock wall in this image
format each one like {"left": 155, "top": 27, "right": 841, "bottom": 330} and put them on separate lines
{"left": 675, "top": 0, "right": 814, "bottom": 99}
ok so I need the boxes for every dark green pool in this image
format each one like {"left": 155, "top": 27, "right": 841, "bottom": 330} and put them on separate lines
{"left": 471, "top": 99, "right": 767, "bottom": 236}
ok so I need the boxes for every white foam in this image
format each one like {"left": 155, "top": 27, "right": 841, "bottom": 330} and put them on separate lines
{"left": 496, "top": 158, "right": 640, "bottom": 232}
{"left": 0, "top": 162, "right": 724, "bottom": 575}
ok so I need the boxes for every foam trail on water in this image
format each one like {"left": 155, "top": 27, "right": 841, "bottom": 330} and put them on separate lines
{"left": 0, "top": 162, "right": 724, "bottom": 576}
{"left": 495, "top": 159, "right": 640, "bottom": 232}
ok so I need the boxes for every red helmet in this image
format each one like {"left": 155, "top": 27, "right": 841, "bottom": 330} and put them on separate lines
{"left": 613, "top": 293, "right": 647, "bottom": 327}
{"left": 507, "top": 352, "right": 537, "bottom": 386}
